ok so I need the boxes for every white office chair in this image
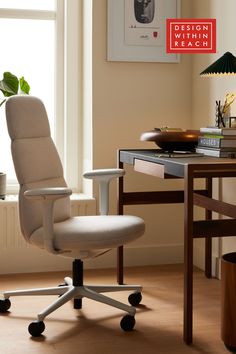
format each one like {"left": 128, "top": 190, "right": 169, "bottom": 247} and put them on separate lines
{"left": 0, "top": 95, "right": 145, "bottom": 337}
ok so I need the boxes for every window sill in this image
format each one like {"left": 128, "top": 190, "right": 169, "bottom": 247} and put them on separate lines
{"left": 0, "top": 193, "right": 95, "bottom": 203}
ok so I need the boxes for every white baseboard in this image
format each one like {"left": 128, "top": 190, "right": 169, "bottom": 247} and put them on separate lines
{"left": 0, "top": 243, "right": 184, "bottom": 274}
{"left": 193, "top": 244, "right": 219, "bottom": 278}
{"left": 1, "top": 242, "right": 221, "bottom": 276}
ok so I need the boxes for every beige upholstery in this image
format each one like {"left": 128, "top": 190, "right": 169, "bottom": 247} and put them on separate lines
{"left": 1, "top": 95, "right": 145, "bottom": 336}
{"left": 6, "top": 96, "right": 144, "bottom": 256}
{"left": 31, "top": 215, "right": 144, "bottom": 251}
{"left": 6, "top": 96, "right": 70, "bottom": 241}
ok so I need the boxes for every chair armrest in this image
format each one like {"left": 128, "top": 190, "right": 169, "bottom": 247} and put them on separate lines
{"left": 83, "top": 169, "right": 125, "bottom": 215}
{"left": 24, "top": 187, "right": 72, "bottom": 200}
{"left": 24, "top": 187, "right": 72, "bottom": 254}
{"left": 83, "top": 168, "right": 124, "bottom": 181}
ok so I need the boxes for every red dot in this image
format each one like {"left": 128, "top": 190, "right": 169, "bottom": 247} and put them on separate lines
{"left": 153, "top": 31, "right": 158, "bottom": 38}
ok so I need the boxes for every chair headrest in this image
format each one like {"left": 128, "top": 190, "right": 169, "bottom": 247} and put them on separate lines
{"left": 5, "top": 95, "right": 51, "bottom": 140}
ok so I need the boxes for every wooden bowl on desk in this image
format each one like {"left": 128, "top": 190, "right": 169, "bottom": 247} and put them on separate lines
{"left": 140, "top": 128, "right": 200, "bottom": 152}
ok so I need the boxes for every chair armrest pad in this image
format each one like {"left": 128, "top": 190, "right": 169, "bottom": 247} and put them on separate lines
{"left": 83, "top": 168, "right": 124, "bottom": 181}
{"left": 24, "top": 187, "right": 72, "bottom": 201}
{"left": 83, "top": 169, "right": 124, "bottom": 215}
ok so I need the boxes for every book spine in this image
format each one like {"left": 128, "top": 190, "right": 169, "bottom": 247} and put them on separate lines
{"left": 200, "top": 127, "right": 222, "bottom": 134}
{"left": 198, "top": 137, "right": 220, "bottom": 148}
{"left": 196, "top": 148, "right": 236, "bottom": 158}
{"left": 200, "top": 127, "right": 236, "bottom": 135}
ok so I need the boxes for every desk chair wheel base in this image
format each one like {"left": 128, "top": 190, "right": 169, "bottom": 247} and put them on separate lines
{"left": 120, "top": 315, "right": 135, "bottom": 331}
{"left": 28, "top": 321, "right": 45, "bottom": 337}
{"left": 128, "top": 292, "right": 142, "bottom": 306}
{"left": 28, "top": 315, "right": 135, "bottom": 337}
{"left": 0, "top": 298, "right": 11, "bottom": 312}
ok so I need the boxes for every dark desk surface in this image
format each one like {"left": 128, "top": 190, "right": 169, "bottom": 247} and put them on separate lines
{"left": 119, "top": 149, "right": 236, "bottom": 178}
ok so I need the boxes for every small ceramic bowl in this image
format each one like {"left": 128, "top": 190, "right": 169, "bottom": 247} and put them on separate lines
{"left": 140, "top": 128, "right": 200, "bottom": 152}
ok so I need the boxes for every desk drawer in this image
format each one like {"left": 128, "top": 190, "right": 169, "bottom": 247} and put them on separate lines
{"left": 134, "top": 159, "right": 165, "bottom": 178}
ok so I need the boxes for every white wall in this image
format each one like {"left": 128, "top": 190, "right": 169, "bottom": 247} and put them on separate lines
{"left": 91, "top": 0, "right": 193, "bottom": 267}
{"left": 192, "top": 0, "right": 236, "bottom": 272}
{"left": 91, "top": 0, "right": 236, "bottom": 271}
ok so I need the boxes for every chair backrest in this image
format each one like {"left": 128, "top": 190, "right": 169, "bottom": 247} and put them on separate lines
{"left": 5, "top": 95, "right": 71, "bottom": 241}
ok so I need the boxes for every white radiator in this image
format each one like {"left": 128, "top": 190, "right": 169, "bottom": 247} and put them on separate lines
{"left": 0, "top": 199, "right": 23, "bottom": 250}
{"left": 0, "top": 196, "right": 96, "bottom": 274}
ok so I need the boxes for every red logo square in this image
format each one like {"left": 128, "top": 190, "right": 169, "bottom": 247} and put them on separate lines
{"left": 166, "top": 19, "right": 216, "bottom": 54}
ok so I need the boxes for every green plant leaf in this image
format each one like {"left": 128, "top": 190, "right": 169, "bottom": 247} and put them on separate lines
{"left": 0, "top": 72, "right": 19, "bottom": 97}
{"left": 19, "top": 76, "right": 30, "bottom": 94}
{"left": 0, "top": 72, "right": 30, "bottom": 107}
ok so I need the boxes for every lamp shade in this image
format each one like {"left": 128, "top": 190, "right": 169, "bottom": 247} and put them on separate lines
{"left": 200, "top": 52, "right": 236, "bottom": 76}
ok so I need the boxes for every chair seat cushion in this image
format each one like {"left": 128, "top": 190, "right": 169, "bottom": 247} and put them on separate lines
{"left": 30, "top": 215, "right": 145, "bottom": 251}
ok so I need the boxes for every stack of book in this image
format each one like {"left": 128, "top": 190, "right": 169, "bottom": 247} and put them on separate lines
{"left": 196, "top": 127, "right": 236, "bottom": 157}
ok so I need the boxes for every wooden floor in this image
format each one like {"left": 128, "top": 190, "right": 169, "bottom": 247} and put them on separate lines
{"left": 0, "top": 264, "right": 229, "bottom": 354}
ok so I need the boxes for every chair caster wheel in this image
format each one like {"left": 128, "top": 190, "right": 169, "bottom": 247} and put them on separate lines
{"left": 0, "top": 298, "right": 11, "bottom": 312}
{"left": 224, "top": 344, "right": 236, "bottom": 352}
{"left": 128, "top": 292, "right": 142, "bottom": 306}
{"left": 28, "top": 321, "right": 45, "bottom": 337}
{"left": 120, "top": 315, "right": 135, "bottom": 331}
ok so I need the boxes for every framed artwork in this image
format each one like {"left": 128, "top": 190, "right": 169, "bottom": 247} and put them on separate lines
{"left": 107, "top": 0, "right": 181, "bottom": 63}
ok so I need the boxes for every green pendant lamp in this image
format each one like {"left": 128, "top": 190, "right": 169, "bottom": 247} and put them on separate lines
{"left": 200, "top": 52, "right": 236, "bottom": 76}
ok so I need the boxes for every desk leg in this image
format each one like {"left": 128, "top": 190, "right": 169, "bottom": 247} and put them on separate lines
{"left": 184, "top": 166, "right": 194, "bottom": 344}
{"left": 205, "top": 177, "right": 212, "bottom": 278}
{"left": 117, "top": 159, "right": 124, "bottom": 285}
{"left": 117, "top": 246, "right": 124, "bottom": 285}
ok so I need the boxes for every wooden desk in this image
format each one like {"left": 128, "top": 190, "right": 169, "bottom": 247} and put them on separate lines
{"left": 117, "top": 149, "right": 236, "bottom": 344}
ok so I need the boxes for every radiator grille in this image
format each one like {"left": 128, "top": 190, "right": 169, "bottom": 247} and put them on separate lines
{"left": 0, "top": 197, "right": 96, "bottom": 250}
{"left": 0, "top": 202, "right": 24, "bottom": 249}
{"left": 0, "top": 196, "right": 96, "bottom": 274}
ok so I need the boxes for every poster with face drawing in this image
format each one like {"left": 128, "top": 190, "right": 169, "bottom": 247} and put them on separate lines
{"left": 107, "top": 0, "right": 180, "bottom": 62}
{"left": 125, "top": 0, "right": 164, "bottom": 47}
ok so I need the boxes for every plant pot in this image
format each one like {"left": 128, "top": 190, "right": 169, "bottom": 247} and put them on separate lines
{"left": 0, "top": 173, "right": 6, "bottom": 200}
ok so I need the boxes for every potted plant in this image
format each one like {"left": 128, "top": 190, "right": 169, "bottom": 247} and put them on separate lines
{"left": 0, "top": 71, "right": 30, "bottom": 106}
{"left": 0, "top": 72, "right": 30, "bottom": 199}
